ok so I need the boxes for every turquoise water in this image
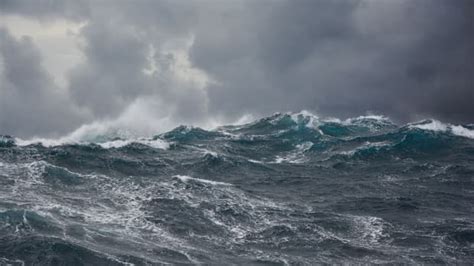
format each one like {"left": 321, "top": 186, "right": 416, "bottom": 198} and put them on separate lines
{"left": 0, "top": 113, "right": 473, "bottom": 264}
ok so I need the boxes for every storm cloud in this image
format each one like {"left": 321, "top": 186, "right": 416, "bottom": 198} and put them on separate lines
{"left": 0, "top": 0, "right": 473, "bottom": 138}
{"left": 0, "top": 28, "right": 87, "bottom": 137}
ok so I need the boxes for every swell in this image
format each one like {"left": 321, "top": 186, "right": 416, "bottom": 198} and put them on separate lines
{"left": 4, "top": 112, "right": 474, "bottom": 150}
{"left": 2, "top": 113, "right": 473, "bottom": 175}
{"left": 0, "top": 112, "right": 473, "bottom": 264}
{"left": 0, "top": 159, "right": 452, "bottom": 264}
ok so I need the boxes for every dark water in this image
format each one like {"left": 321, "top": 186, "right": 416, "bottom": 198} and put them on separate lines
{"left": 1, "top": 112, "right": 473, "bottom": 265}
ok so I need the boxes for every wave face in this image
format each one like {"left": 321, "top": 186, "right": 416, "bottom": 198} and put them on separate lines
{"left": 1, "top": 112, "right": 473, "bottom": 264}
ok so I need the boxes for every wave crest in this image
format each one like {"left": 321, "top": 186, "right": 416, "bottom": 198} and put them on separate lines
{"left": 5, "top": 112, "right": 473, "bottom": 151}
{"left": 409, "top": 119, "right": 474, "bottom": 139}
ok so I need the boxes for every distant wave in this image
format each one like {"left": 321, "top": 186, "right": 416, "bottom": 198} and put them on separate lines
{"left": 3, "top": 111, "right": 473, "bottom": 151}
{"left": 14, "top": 136, "right": 170, "bottom": 150}
{"left": 0, "top": 111, "right": 473, "bottom": 264}
{"left": 409, "top": 119, "right": 474, "bottom": 139}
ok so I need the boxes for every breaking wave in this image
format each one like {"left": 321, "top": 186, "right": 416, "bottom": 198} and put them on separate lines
{"left": 0, "top": 111, "right": 473, "bottom": 264}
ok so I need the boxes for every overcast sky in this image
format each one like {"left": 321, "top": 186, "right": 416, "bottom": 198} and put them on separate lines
{"left": 0, "top": 0, "right": 473, "bottom": 138}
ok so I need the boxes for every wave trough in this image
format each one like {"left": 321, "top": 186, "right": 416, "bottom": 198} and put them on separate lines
{"left": 0, "top": 111, "right": 473, "bottom": 264}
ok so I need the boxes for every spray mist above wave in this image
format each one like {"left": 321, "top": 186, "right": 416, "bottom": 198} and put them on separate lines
{"left": 408, "top": 119, "right": 474, "bottom": 139}
{"left": 11, "top": 120, "right": 171, "bottom": 150}
{"left": 1, "top": 111, "right": 473, "bottom": 264}
{"left": 2, "top": 111, "right": 474, "bottom": 149}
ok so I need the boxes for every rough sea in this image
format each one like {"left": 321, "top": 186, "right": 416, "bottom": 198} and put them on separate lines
{"left": 0, "top": 112, "right": 473, "bottom": 265}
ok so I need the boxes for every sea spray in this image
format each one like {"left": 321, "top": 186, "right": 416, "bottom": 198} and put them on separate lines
{"left": 0, "top": 112, "right": 473, "bottom": 264}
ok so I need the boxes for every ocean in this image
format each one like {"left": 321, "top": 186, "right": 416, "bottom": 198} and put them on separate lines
{"left": 0, "top": 112, "right": 473, "bottom": 265}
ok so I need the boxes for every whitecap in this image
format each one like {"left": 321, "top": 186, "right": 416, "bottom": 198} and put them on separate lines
{"left": 289, "top": 110, "right": 319, "bottom": 122}
{"left": 289, "top": 110, "right": 322, "bottom": 132}
{"left": 247, "top": 159, "right": 265, "bottom": 164}
{"left": 350, "top": 215, "right": 389, "bottom": 244}
{"left": 188, "top": 146, "right": 219, "bottom": 157}
{"left": 15, "top": 137, "right": 69, "bottom": 147}
{"left": 231, "top": 114, "right": 256, "bottom": 126}
{"left": 347, "top": 114, "right": 389, "bottom": 122}
{"left": 451, "top": 125, "right": 474, "bottom": 139}
{"left": 202, "top": 150, "right": 218, "bottom": 157}
{"left": 0, "top": 257, "right": 25, "bottom": 266}
{"left": 173, "top": 175, "right": 232, "bottom": 186}
{"left": 15, "top": 136, "right": 170, "bottom": 150}
{"left": 97, "top": 138, "right": 170, "bottom": 149}
{"left": 272, "top": 141, "right": 313, "bottom": 164}
{"left": 296, "top": 141, "right": 314, "bottom": 152}
{"left": 409, "top": 119, "right": 448, "bottom": 132}
{"left": 409, "top": 120, "right": 474, "bottom": 139}
{"left": 338, "top": 141, "right": 391, "bottom": 156}
{"left": 218, "top": 130, "right": 243, "bottom": 140}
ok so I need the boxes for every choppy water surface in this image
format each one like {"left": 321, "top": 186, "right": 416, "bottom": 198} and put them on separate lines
{"left": 0, "top": 112, "right": 473, "bottom": 265}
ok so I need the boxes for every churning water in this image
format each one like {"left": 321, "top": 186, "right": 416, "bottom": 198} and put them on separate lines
{"left": 0, "top": 112, "right": 473, "bottom": 264}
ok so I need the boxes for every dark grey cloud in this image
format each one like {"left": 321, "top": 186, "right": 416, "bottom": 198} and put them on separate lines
{"left": 0, "top": 0, "right": 473, "bottom": 137}
{"left": 0, "top": 0, "right": 89, "bottom": 21}
{"left": 68, "top": 20, "right": 150, "bottom": 116}
{"left": 0, "top": 28, "right": 87, "bottom": 137}
{"left": 191, "top": 0, "right": 474, "bottom": 123}
{"left": 64, "top": 2, "right": 209, "bottom": 125}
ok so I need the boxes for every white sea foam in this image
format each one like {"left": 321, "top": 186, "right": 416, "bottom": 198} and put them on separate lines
{"left": 231, "top": 114, "right": 256, "bottom": 126}
{"left": 351, "top": 215, "right": 389, "bottom": 244}
{"left": 247, "top": 159, "right": 265, "bottom": 164}
{"left": 173, "top": 175, "right": 232, "bottom": 186}
{"left": 289, "top": 111, "right": 393, "bottom": 134}
{"left": 189, "top": 146, "right": 219, "bottom": 157}
{"left": 12, "top": 102, "right": 186, "bottom": 148}
{"left": 273, "top": 156, "right": 287, "bottom": 164}
{"left": 15, "top": 135, "right": 170, "bottom": 150}
{"left": 202, "top": 150, "right": 218, "bottom": 157}
{"left": 348, "top": 114, "right": 389, "bottom": 122}
{"left": 296, "top": 141, "right": 314, "bottom": 151}
{"left": 290, "top": 110, "right": 319, "bottom": 122}
{"left": 409, "top": 120, "right": 448, "bottom": 132}
{"left": 97, "top": 138, "right": 170, "bottom": 149}
{"left": 409, "top": 120, "right": 474, "bottom": 139}
{"left": 273, "top": 141, "right": 313, "bottom": 164}
{"left": 0, "top": 160, "right": 47, "bottom": 189}
{"left": 14, "top": 120, "right": 137, "bottom": 147}
{"left": 218, "top": 130, "right": 242, "bottom": 140}
{"left": 451, "top": 125, "right": 474, "bottom": 139}
{"left": 0, "top": 257, "right": 25, "bottom": 266}
{"left": 15, "top": 137, "right": 69, "bottom": 147}
{"left": 1, "top": 158, "right": 295, "bottom": 261}
{"left": 322, "top": 117, "right": 342, "bottom": 123}
{"left": 3, "top": 161, "right": 197, "bottom": 258}
{"left": 289, "top": 110, "right": 321, "bottom": 131}
{"left": 341, "top": 115, "right": 393, "bottom": 133}
{"left": 338, "top": 141, "right": 391, "bottom": 156}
